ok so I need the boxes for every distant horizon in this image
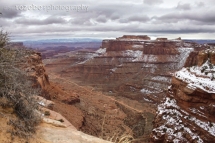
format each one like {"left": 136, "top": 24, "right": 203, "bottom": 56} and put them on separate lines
{"left": 10, "top": 37, "right": 215, "bottom": 42}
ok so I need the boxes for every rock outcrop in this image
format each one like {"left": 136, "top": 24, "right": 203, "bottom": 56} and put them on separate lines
{"left": 27, "top": 52, "right": 113, "bottom": 143}
{"left": 151, "top": 48, "right": 215, "bottom": 142}
{"left": 25, "top": 52, "right": 50, "bottom": 89}
{"left": 0, "top": 47, "right": 111, "bottom": 143}
{"left": 0, "top": 101, "right": 111, "bottom": 143}
{"left": 25, "top": 51, "right": 81, "bottom": 106}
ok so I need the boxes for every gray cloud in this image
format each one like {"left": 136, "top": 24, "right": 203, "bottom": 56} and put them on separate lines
{"left": 0, "top": 19, "right": 11, "bottom": 26}
{"left": 154, "top": 9, "right": 215, "bottom": 24}
{"left": 127, "top": 15, "right": 150, "bottom": 22}
{"left": 176, "top": 2, "right": 191, "bottom": 10}
{"left": 96, "top": 15, "right": 107, "bottom": 23}
{"left": 110, "top": 14, "right": 120, "bottom": 20}
{"left": 0, "top": 9, "right": 21, "bottom": 18}
{"left": 196, "top": 2, "right": 205, "bottom": 7}
{"left": 0, "top": 0, "right": 215, "bottom": 40}
{"left": 119, "top": 15, "right": 150, "bottom": 23}
{"left": 15, "top": 16, "right": 66, "bottom": 25}
{"left": 143, "top": 0, "right": 163, "bottom": 5}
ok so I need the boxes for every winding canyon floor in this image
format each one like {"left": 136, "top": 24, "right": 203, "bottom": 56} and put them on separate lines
{"left": 46, "top": 69, "right": 157, "bottom": 142}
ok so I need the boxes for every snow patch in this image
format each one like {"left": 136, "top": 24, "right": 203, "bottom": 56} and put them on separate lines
{"left": 177, "top": 48, "right": 194, "bottom": 68}
{"left": 132, "top": 45, "right": 143, "bottom": 48}
{"left": 153, "top": 97, "right": 205, "bottom": 142}
{"left": 152, "top": 76, "right": 170, "bottom": 82}
{"left": 143, "top": 98, "right": 153, "bottom": 102}
{"left": 140, "top": 88, "right": 161, "bottom": 94}
{"left": 175, "top": 64, "right": 215, "bottom": 93}
{"left": 96, "top": 48, "right": 106, "bottom": 54}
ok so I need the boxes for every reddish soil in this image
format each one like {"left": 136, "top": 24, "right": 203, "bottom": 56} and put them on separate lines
{"left": 44, "top": 72, "right": 151, "bottom": 142}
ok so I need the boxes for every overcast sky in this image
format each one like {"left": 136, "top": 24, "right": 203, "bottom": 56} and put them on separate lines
{"left": 0, "top": 0, "right": 215, "bottom": 41}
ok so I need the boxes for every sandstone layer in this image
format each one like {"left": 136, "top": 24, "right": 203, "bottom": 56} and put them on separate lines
{"left": 151, "top": 48, "right": 215, "bottom": 143}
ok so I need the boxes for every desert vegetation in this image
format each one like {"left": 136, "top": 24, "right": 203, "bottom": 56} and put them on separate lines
{"left": 0, "top": 29, "right": 41, "bottom": 139}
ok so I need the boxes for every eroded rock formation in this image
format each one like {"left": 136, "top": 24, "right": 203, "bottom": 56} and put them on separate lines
{"left": 151, "top": 48, "right": 215, "bottom": 142}
{"left": 25, "top": 52, "right": 50, "bottom": 89}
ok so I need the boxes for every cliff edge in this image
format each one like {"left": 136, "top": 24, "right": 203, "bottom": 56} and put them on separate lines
{"left": 151, "top": 48, "right": 215, "bottom": 143}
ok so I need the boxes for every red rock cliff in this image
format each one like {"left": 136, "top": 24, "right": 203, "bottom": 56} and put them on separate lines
{"left": 102, "top": 36, "right": 180, "bottom": 54}
{"left": 151, "top": 48, "right": 215, "bottom": 143}
{"left": 25, "top": 52, "right": 50, "bottom": 89}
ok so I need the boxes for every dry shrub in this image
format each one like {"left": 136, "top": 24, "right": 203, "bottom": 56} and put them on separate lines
{"left": 0, "top": 30, "right": 41, "bottom": 138}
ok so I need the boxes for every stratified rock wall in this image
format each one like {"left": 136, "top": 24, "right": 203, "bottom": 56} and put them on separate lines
{"left": 151, "top": 48, "right": 215, "bottom": 143}
{"left": 60, "top": 37, "right": 197, "bottom": 104}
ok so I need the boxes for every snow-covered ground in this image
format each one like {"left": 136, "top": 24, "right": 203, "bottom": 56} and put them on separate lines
{"left": 175, "top": 60, "right": 215, "bottom": 93}
{"left": 189, "top": 60, "right": 215, "bottom": 78}
{"left": 153, "top": 97, "right": 215, "bottom": 142}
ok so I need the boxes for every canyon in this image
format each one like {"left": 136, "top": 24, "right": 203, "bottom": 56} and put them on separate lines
{"left": 0, "top": 45, "right": 110, "bottom": 143}
{"left": 39, "top": 35, "right": 213, "bottom": 142}
{"left": 2, "top": 35, "right": 215, "bottom": 143}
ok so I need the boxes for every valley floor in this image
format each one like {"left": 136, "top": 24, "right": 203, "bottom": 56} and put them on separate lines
{"left": 46, "top": 71, "right": 157, "bottom": 142}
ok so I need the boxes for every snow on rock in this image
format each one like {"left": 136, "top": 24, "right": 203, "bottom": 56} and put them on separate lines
{"left": 136, "top": 55, "right": 158, "bottom": 62}
{"left": 177, "top": 48, "right": 194, "bottom": 68}
{"left": 132, "top": 45, "right": 143, "bottom": 48}
{"left": 110, "top": 67, "right": 117, "bottom": 72}
{"left": 189, "top": 117, "right": 215, "bottom": 136}
{"left": 189, "top": 60, "right": 215, "bottom": 78}
{"left": 96, "top": 48, "right": 106, "bottom": 54}
{"left": 152, "top": 76, "right": 171, "bottom": 82}
{"left": 143, "top": 98, "right": 153, "bottom": 102}
{"left": 123, "top": 50, "right": 143, "bottom": 58}
{"left": 77, "top": 49, "right": 106, "bottom": 64}
{"left": 175, "top": 60, "right": 215, "bottom": 93}
{"left": 140, "top": 87, "right": 162, "bottom": 94}
{"left": 153, "top": 95, "right": 215, "bottom": 143}
{"left": 189, "top": 108, "right": 207, "bottom": 118}
{"left": 140, "top": 88, "right": 154, "bottom": 94}
{"left": 153, "top": 97, "right": 205, "bottom": 142}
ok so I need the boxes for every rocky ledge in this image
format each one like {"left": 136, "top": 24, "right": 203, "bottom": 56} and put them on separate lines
{"left": 151, "top": 48, "right": 215, "bottom": 143}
